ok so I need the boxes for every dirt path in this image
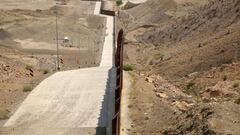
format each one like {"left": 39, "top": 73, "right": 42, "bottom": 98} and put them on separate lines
{"left": 120, "top": 72, "right": 133, "bottom": 135}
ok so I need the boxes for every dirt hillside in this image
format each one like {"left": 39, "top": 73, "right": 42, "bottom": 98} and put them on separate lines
{"left": 120, "top": 0, "right": 240, "bottom": 134}
{"left": 140, "top": 0, "right": 240, "bottom": 79}
{"left": 0, "top": 0, "right": 106, "bottom": 126}
{"left": 119, "top": 0, "right": 209, "bottom": 31}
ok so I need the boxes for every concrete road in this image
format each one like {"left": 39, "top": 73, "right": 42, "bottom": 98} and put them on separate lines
{"left": 1, "top": 1, "right": 115, "bottom": 135}
{"left": 3, "top": 67, "right": 115, "bottom": 135}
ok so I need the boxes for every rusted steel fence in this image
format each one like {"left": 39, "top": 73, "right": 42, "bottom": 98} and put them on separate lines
{"left": 112, "top": 29, "right": 124, "bottom": 135}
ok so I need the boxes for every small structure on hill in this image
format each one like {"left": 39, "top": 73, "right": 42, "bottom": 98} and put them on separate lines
{"left": 61, "top": 37, "right": 73, "bottom": 47}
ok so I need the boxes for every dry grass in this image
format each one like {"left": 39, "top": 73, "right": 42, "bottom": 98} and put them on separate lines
{"left": 234, "top": 97, "right": 240, "bottom": 104}
{"left": 23, "top": 85, "right": 33, "bottom": 92}
{"left": 123, "top": 64, "right": 134, "bottom": 71}
{"left": 0, "top": 107, "right": 9, "bottom": 119}
{"left": 154, "top": 52, "right": 164, "bottom": 60}
{"left": 233, "top": 80, "right": 240, "bottom": 88}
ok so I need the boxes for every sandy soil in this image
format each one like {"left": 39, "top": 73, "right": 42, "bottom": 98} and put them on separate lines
{"left": 0, "top": 0, "right": 56, "bottom": 10}
{"left": 0, "top": 0, "right": 106, "bottom": 126}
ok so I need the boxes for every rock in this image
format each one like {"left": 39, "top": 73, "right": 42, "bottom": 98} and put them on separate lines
{"left": 207, "top": 75, "right": 214, "bottom": 78}
{"left": 153, "top": 88, "right": 157, "bottom": 92}
{"left": 188, "top": 72, "right": 199, "bottom": 78}
{"left": 3, "top": 68, "right": 8, "bottom": 71}
{"left": 145, "top": 77, "right": 154, "bottom": 83}
{"left": 156, "top": 92, "right": 168, "bottom": 98}
{"left": 172, "top": 101, "right": 192, "bottom": 111}
{"left": 210, "top": 90, "right": 221, "bottom": 97}
{"left": 203, "top": 89, "right": 221, "bottom": 98}
{"left": 202, "top": 97, "right": 211, "bottom": 103}
{"left": 153, "top": 83, "right": 158, "bottom": 87}
{"left": 234, "top": 98, "right": 240, "bottom": 104}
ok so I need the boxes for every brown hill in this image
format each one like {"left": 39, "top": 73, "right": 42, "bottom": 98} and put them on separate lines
{"left": 137, "top": 0, "right": 240, "bottom": 79}
{"left": 119, "top": 0, "right": 209, "bottom": 31}
{"left": 121, "top": 0, "right": 240, "bottom": 134}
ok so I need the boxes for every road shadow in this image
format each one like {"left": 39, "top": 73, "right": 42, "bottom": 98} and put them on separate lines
{"left": 96, "top": 66, "right": 116, "bottom": 135}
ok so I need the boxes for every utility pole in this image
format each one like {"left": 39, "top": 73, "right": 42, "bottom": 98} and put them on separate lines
{"left": 55, "top": 5, "right": 60, "bottom": 70}
{"left": 93, "top": 38, "right": 95, "bottom": 65}
{"left": 87, "top": 36, "right": 89, "bottom": 63}
{"left": 78, "top": 32, "right": 81, "bottom": 66}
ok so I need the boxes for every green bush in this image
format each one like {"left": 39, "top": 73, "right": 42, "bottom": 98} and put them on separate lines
{"left": 23, "top": 85, "right": 33, "bottom": 92}
{"left": 116, "top": 0, "right": 123, "bottom": 6}
{"left": 123, "top": 64, "right": 134, "bottom": 71}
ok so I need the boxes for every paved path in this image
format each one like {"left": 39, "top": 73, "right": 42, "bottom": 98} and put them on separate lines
{"left": 2, "top": 1, "right": 115, "bottom": 135}
{"left": 95, "top": 2, "right": 115, "bottom": 67}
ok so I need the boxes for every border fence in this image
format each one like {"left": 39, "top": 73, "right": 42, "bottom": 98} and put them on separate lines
{"left": 112, "top": 29, "right": 124, "bottom": 135}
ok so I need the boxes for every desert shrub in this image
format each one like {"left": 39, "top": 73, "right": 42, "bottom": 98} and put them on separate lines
{"left": 116, "top": 0, "right": 123, "bottom": 6}
{"left": 154, "top": 52, "right": 164, "bottom": 60}
{"left": 23, "top": 85, "right": 32, "bottom": 92}
{"left": 186, "top": 82, "right": 195, "bottom": 89}
{"left": 185, "top": 82, "right": 200, "bottom": 101}
{"left": 43, "top": 69, "right": 49, "bottom": 74}
{"left": 25, "top": 65, "right": 33, "bottom": 70}
{"left": 234, "top": 97, "right": 240, "bottom": 104}
{"left": 0, "top": 107, "right": 9, "bottom": 119}
{"left": 233, "top": 80, "right": 240, "bottom": 88}
{"left": 128, "top": 104, "right": 133, "bottom": 108}
{"left": 123, "top": 64, "right": 134, "bottom": 71}
{"left": 222, "top": 75, "right": 227, "bottom": 81}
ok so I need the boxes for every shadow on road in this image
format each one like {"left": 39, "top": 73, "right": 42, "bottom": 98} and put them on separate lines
{"left": 96, "top": 67, "right": 115, "bottom": 135}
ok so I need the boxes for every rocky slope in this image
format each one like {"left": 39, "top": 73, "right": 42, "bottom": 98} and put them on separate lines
{"left": 129, "top": 0, "right": 240, "bottom": 79}
{"left": 121, "top": 0, "right": 240, "bottom": 134}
